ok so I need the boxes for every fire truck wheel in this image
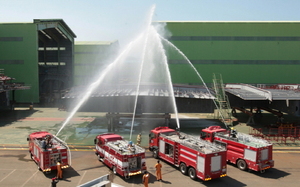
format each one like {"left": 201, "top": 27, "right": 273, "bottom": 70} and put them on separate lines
{"left": 237, "top": 159, "right": 247, "bottom": 171}
{"left": 153, "top": 150, "right": 158, "bottom": 159}
{"left": 179, "top": 163, "right": 187, "bottom": 175}
{"left": 188, "top": 167, "right": 196, "bottom": 180}
{"left": 112, "top": 166, "right": 117, "bottom": 175}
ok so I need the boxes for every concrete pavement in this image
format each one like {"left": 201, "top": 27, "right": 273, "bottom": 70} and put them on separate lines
{"left": 1, "top": 149, "right": 300, "bottom": 187}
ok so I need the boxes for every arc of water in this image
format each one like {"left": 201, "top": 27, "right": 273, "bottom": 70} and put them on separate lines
{"left": 159, "top": 35, "right": 228, "bottom": 129}
{"left": 54, "top": 135, "right": 72, "bottom": 166}
{"left": 154, "top": 27, "right": 180, "bottom": 129}
{"left": 129, "top": 31, "right": 151, "bottom": 140}
{"left": 56, "top": 33, "right": 144, "bottom": 137}
{"left": 129, "top": 5, "right": 156, "bottom": 140}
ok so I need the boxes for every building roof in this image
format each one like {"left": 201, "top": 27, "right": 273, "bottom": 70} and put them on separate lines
{"left": 225, "top": 83, "right": 300, "bottom": 101}
{"left": 34, "top": 19, "right": 76, "bottom": 38}
{"left": 62, "top": 84, "right": 215, "bottom": 99}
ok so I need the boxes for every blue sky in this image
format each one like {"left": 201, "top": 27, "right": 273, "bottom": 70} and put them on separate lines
{"left": 1, "top": 0, "right": 300, "bottom": 45}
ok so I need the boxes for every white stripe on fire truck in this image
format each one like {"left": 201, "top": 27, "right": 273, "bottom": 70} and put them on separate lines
{"left": 96, "top": 145, "right": 105, "bottom": 155}
{"left": 96, "top": 146, "right": 145, "bottom": 169}
{"left": 180, "top": 154, "right": 196, "bottom": 162}
{"left": 181, "top": 148, "right": 197, "bottom": 157}
{"left": 118, "top": 159, "right": 128, "bottom": 168}
{"left": 99, "top": 148, "right": 128, "bottom": 168}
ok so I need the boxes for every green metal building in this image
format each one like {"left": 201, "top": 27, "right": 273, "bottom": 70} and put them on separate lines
{"left": 0, "top": 19, "right": 119, "bottom": 105}
{"left": 164, "top": 21, "right": 300, "bottom": 85}
{"left": 74, "top": 41, "right": 119, "bottom": 86}
{"left": 0, "top": 19, "right": 76, "bottom": 104}
{"left": 1, "top": 20, "right": 300, "bottom": 105}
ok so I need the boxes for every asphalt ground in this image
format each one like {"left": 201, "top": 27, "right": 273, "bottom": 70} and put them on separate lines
{"left": 0, "top": 149, "right": 300, "bottom": 187}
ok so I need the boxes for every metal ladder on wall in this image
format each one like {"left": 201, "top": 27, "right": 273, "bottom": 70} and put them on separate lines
{"left": 212, "top": 73, "right": 232, "bottom": 127}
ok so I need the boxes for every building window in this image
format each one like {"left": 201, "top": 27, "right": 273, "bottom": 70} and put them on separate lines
{"left": 38, "top": 62, "right": 66, "bottom": 66}
{"left": 38, "top": 47, "right": 66, "bottom": 51}
{"left": 46, "top": 62, "right": 59, "bottom": 65}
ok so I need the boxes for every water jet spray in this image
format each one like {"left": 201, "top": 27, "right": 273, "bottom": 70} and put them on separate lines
{"left": 159, "top": 35, "right": 228, "bottom": 129}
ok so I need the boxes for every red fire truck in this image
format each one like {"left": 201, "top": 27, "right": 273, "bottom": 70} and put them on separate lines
{"left": 27, "top": 131, "right": 71, "bottom": 172}
{"left": 201, "top": 126, "right": 274, "bottom": 172}
{"left": 94, "top": 133, "right": 147, "bottom": 179}
{"left": 149, "top": 127, "right": 227, "bottom": 181}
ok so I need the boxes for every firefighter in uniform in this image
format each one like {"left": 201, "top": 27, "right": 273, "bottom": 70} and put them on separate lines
{"left": 45, "top": 135, "right": 52, "bottom": 148}
{"left": 142, "top": 171, "right": 150, "bottom": 187}
{"left": 155, "top": 160, "right": 162, "bottom": 181}
{"left": 230, "top": 127, "right": 237, "bottom": 138}
{"left": 56, "top": 161, "right": 63, "bottom": 179}
{"left": 136, "top": 133, "right": 142, "bottom": 146}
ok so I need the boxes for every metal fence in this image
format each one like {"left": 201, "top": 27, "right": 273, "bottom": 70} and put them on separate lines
{"left": 249, "top": 127, "right": 300, "bottom": 145}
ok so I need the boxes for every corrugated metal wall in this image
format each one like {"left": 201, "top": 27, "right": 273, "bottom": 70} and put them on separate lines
{"left": 165, "top": 22, "right": 300, "bottom": 85}
{"left": 0, "top": 23, "right": 39, "bottom": 103}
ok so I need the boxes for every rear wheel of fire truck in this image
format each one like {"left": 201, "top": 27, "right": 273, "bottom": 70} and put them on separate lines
{"left": 179, "top": 163, "right": 187, "bottom": 175}
{"left": 188, "top": 167, "right": 196, "bottom": 180}
{"left": 153, "top": 149, "right": 159, "bottom": 159}
{"left": 237, "top": 159, "right": 247, "bottom": 171}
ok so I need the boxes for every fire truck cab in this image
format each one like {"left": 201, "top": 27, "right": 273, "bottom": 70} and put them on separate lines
{"left": 201, "top": 126, "right": 274, "bottom": 172}
{"left": 27, "top": 131, "right": 70, "bottom": 173}
{"left": 149, "top": 127, "right": 227, "bottom": 181}
{"left": 94, "top": 133, "right": 147, "bottom": 179}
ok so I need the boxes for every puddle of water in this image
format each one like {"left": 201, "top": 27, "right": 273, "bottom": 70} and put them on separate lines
{"left": 57, "top": 117, "right": 224, "bottom": 147}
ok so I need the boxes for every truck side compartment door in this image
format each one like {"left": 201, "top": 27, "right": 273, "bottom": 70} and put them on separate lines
{"left": 159, "top": 140, "right": 165, "bottom": 154}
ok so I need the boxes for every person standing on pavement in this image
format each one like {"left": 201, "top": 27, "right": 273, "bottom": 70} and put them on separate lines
{"left": 56, "top": 161, "right": 63, "bottom": 179}
{"left": 155, "top": 160, "right": 162, "bottom": 181}
{"left": 142, "top": 171, "right": 150, "bottom": 187}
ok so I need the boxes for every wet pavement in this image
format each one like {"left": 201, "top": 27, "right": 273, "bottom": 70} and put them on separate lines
{"left": 0, "top": 107, "right": 223, "bottom": 148}
{"left": 0, "top": 107, "right": 300, "bottom": 150}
